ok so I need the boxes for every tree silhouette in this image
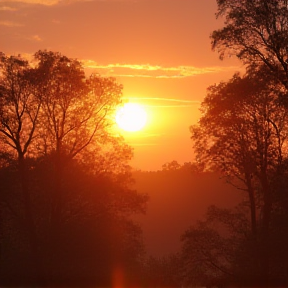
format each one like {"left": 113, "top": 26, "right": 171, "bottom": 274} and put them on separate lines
{"left": 162, "top": 160, "right": 181, "bottom": 171}
{"left": 181, "top": 205, "right": 253, "bottom": 287}
{"left": 190, "top": 67, "right": 288, "bottom": 284}
{"left": 33, "top": 50, "right": 124, "bottom": 236}
{"left": 0, "top": 54, "right": 43, "bottom": 282}
{"left": 0, "top": 51, "right": 148, "bottom": 286}
{"left": 212, "top": 0, "right": 288, "bottom": 95}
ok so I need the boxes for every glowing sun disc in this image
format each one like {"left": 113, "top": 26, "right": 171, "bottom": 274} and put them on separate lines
{"left": 116, "top": 103, "right": 147, "bottom": 132}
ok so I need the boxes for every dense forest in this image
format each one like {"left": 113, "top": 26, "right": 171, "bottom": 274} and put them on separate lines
{"left": 1, "top": 0, "right": 288, "bottom": 287}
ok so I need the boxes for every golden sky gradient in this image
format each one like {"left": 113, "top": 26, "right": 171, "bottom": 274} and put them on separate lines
{"left": 0, "top": 0, "right": 243, "bottom": 170}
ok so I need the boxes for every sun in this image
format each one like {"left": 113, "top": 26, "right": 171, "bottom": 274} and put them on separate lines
{"left": 115, "top": 103, "right": 147, "bottom": 132}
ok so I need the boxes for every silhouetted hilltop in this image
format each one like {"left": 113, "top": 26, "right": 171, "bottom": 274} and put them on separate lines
{"left": 132, "top": 168, "right": 243, "bottom": 256}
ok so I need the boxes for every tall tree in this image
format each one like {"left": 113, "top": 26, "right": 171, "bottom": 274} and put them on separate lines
{"left": 212, "top": 0, "right": 288, "bottom": 94}
{"left": 33, "top": 50, "right": 124, "bottom": 229}
{"left": 0, "top": 54, "right": 43, "bottom": 282}
{"left": 211, "top": 1, "right": 288, "bottom": 281}
{"left": 190, "top": 67, "right": 288, "bottom": 282}
{"left": 34, "top": 50, "right": 122, "bottom": 159}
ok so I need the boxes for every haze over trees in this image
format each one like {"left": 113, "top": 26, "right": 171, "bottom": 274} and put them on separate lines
{"left": 133, "top": 162, "right": 241, "bottom": 257}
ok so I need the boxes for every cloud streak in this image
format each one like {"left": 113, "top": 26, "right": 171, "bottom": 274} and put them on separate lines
{"left": 129, "top": 143, "right": 159, "bottom": 147}
{"left": 83, "top": 61, "right": 239, "bottom": 79}
{"left": 2, "top": 0, "right": 62, "bottom": 5}
{"left": 1, "top": 0, "right": 140, "bottom": 6}
{"left": 123, "top": 97, "right": 201, "bottom": 108}
{"left": 0, "top": 6, "right": 17, "bottom": 10}
{"left": 125, "top": 97, "right": 200, "bottom": 103}
{"left": 30, "top": 34, "right": 43, "bottom": 41}
{"left": 6, "top": 54, "right": 238, "bottom": 80}
{"left": 0, "top": 20, "right": 23, "bottom": 27}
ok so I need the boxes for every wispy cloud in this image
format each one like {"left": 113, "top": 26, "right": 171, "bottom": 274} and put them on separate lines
{"left": 0, "top": 6, "right": 17, "bottom": 10}
{"left": 11, "top": 34, "right": 43, "bottom": 42}
{"left": 0, "top": 20, "right": 23, "bottom": 27}
{"left": 129, "top": 143, "right": 159, "bottom": 147}
{"left": 83, "top": 60, "right": 239, "bottom": 79}
{"left": 126, "top": 97, "right": 200, "bottom": 103}
{"left": 2, "top": 0, "right": 139, "bottom": 6}
{"left": 123, "top": 97, "right": 201, "bottom": 108}
{"left": 2, "top": 0, "right": 61, "bottom": 5}
{"left": 30, "top": 34, "right": 43, "bottom": 41}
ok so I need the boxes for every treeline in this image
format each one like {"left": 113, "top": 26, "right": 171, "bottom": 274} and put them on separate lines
{"left": 0, "top": 51, "right": 148, "bottom": 286}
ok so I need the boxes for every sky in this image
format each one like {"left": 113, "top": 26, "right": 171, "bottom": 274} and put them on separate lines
{"left": 0, "top": 0, "right": 243, "bottom": 171}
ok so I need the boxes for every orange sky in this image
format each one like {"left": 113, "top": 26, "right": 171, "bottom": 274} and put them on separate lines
{"left": 0, "top": 0, "right": 242, "bottom": 171}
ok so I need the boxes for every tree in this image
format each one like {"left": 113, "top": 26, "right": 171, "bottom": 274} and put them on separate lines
{"left": 190, "top": 67, "right": 288, "bottom": 283}
{"left": 162, "top": 160, "right": 181, "bottom": 171}
{"left": 0, "top": 51, "right": 148, "bottom": 286}
{"left": 212, "top": 0, "right": 288, "bottom": 94}
{"left": 0, "top": 54, "right": 41, "bottom": 159}
{"left": 181, "top": 205, "right": 257, "bottom": 287}
{"left": 161, "top": 160, "right": 204, "bottom": 173}
{"left": 34, "top": 50, "right": 122, "bottom": 159}
{"left": 0, "top": 54, "right": 43, "bottom": 282}
{"left": 211, "top": 1, "right": 288, "bottom": 281}
{"left": 32, "top": 50, "right": 124, "bottom": 230}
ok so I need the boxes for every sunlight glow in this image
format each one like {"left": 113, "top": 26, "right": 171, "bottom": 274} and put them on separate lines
{"left": 115, "top": 103, "right": 147, "bottom": 132}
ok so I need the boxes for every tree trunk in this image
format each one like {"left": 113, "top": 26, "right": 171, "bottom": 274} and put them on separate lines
{"left": 18, "top": 155, "right": 44, "bottom": 285}
{"left": 259, "top": 172, "right": 272, "bottom": 284}
{"left": 245, "top": 172, "right": 257, "bottom": 236}
{"left": 48, "top": 145, "right": 65, "bottom": 285}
